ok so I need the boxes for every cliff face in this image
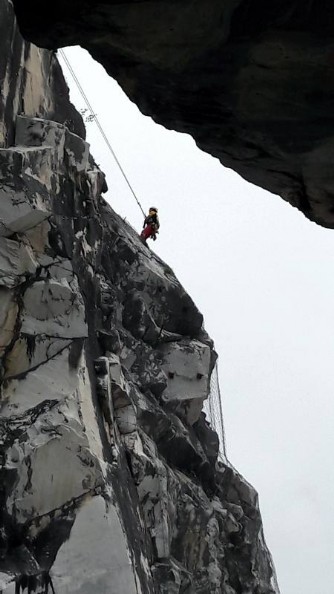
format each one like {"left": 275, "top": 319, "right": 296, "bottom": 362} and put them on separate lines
{"left": 12, "top": 0, "right": 334, "bottom": 228}
{"left": 0, "top": 0, "right": 84, "bottom": 148}
{"left": 0, "top": 2, "right": 279, "bottom": 592}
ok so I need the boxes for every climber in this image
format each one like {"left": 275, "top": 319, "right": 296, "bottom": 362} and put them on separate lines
{"left": 140, "top": 207, "right": 160, "bottom": 244}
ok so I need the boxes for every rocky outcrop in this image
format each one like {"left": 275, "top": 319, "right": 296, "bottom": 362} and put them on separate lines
{"left": 12, "top": 0, "right": 334, "bottom": 228}
{"left": 0, "top": 2, "right": 279, "bottom": 592}
{"left": 0, "top": 0, "right": 84, "bottom": 149}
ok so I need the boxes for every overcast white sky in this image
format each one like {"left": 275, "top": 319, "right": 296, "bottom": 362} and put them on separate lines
{"left": 60, "top": 47, "right": 334, "bottom": 594}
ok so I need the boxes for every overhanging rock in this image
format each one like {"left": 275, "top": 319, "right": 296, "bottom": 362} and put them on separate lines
{"left": 12, "top": 0, "right": 334, "bottom": 228}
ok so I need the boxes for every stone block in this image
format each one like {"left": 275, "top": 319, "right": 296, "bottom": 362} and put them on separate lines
{"left": 4, "top": 335, "right": 71, "bottom": 379}
{"left": 51, "top": 495, "right": 139, "bottom": 594}
{"left": 1, "top": 348, "right": 81, "bottom": 416}
{"left": 21, "top": 279, "right": 87, "bottom": 338}
{"left": 5, "top": 406, "right": 102, "bottom": 523}
{"left": 160, "top": 339, "right": 211, "bottom": 424}
{"left": 65, "top": 129, "right": 89, "bottom": 173}
{"left": 0, "top": 143, "right": 55, "bottom": 236}
{"left": 0, "top": 237, "right": 37, "bottom": 287}
{"left": 15, "top": 116, "right": 66, "bottom": 162}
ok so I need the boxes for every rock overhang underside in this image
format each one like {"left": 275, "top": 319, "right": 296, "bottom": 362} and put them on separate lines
{"left": 11, "top": 0, "right": 334, "bottom": 228}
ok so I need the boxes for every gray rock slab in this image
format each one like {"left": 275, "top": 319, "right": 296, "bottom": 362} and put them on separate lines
{"left": 21, "top": 279, "right": 87, "bottom": 338}
{"left": 0, "top": 237, "right": 37, "bottom": 287}
{"left": 51, "top": 495, "right": 140, "bottom": 594}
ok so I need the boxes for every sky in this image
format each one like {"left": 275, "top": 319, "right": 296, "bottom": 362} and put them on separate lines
{"left": 59, "top": 46, "right": 334, "bottom": 594}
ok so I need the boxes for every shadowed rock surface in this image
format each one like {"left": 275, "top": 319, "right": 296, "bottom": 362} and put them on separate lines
{"left": 11, "top": 0, "right": 334, "bottom": 228}
{"left": 0, "top": 1, "right": 279, "bottom": 592}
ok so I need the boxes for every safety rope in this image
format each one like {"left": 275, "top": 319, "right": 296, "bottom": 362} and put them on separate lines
{"left": 59, "top": 49, "right": 146, "bottom": 219}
